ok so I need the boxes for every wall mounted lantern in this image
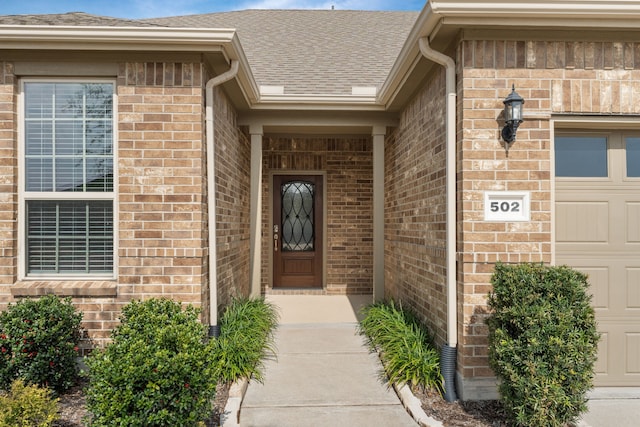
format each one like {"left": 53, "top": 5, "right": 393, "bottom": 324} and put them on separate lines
{"left": 501, "top": 85, "right": 525, "bottom": 149}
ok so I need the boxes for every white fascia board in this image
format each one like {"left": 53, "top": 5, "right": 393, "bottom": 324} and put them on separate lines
{"left": 431, "top": 0, "right": 640, "bottom": 18}
{"left": 0, "top": 25, "right": 238, "bottom": 51}
{"left": 251, "top": 94, "right": 385, "bottom": 111}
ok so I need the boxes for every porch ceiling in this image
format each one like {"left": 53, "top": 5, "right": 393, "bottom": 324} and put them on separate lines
{"left": 238, "top": 109, "right": 398, "bottom": 136}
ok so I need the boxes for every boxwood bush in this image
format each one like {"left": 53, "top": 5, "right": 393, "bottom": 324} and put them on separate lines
{"left": 358, "top": 300, "right": 443, "bottom": 393}
{"left": 487, "top": 263, "right": 599, "bottom": 427}
{"left": 85, "top": 298, "right": 217, "bottom": 426}
{"left": 0, "top": 295, "right": 82, "bottom": 393}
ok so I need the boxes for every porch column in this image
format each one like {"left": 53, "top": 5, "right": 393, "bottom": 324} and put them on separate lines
{"left": 373, "top": 126, "right": 386, "bottom": 302}
{"left": 249, "top": 124, "right": 263, "bottom": 297}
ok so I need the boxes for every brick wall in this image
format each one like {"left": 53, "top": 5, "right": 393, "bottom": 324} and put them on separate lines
{"left": 117, "top": 62, "right": 206, "bottom": 310}
{"left": 385, "top": 67, "right": 449, "bottom": 347}
{"left": 0, "top": 62, "right": 17, "bottom": 312}
{"left": 454, "top": 38, "right": 640, "bottom": 398}
{"left": 261, "top": 137, "right": 373, "bottom": 294}
{"left": 213, "top": 86, "right": 251, "bottom": 310}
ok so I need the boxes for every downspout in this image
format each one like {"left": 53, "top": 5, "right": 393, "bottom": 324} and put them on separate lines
{"left": 205, "top": 60, "right": 239, "bottom": 338}
{"left": 418, "top": 37, "right": 458, "bottom": 402}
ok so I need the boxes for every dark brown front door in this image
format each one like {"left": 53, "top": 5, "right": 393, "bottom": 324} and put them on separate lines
{"left": 273, "top": 175, "right": 323, "bottom": 288}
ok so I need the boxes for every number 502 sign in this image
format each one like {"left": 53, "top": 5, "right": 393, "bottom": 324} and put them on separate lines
{"left": 484, "top": 191, "right": 530, "bottom": 222}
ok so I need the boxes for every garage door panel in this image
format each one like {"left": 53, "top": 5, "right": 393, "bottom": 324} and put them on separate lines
{"left": 627, "top": 268, "right": 640, "bottom": 309}
{"left": 554, "top": 259, "right": 610, "bottom": 310}
{"left": 594, "top": 331, "right": 608, "bottom": 376}
{"left": 627, "top": 202, "right": 640, "bottom": 242}
{"left": 593, "top": 322, "right": 640, "bottom": 385}
{"left": 627, "top": 333, "right": 640, "bottom": 374}
{"left": 557, "top": 132, "right": 640, "bottom": 386}
{"left": 556, "top": 201, "right": 609, "bottom": 243}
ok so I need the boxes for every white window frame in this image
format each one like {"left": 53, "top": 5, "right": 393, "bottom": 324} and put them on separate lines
{"left": 18, "top": 78, "right": 118, "bottom": 281}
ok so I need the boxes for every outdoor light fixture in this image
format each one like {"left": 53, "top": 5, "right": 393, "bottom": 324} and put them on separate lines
{"left": 501, "top": 85, "right": 525, "bottom": 148}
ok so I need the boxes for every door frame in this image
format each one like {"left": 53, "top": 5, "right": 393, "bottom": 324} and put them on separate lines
{"left": 268, "top": 171, "right": 327, "bottom": 290}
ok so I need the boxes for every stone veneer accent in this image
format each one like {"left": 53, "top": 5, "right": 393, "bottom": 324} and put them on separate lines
{"left": 261, "top": 137, "right": 374, "bottom": 295}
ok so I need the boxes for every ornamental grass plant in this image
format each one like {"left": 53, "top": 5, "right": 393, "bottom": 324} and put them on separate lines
{"left": 213, "top": 297, "right": 279, "bottom": 384}
{"left": 358, "top": 300, "right": 443, "bottom": 394}
{"left": 487, "top": 262, "right": 599, "bottom": 427}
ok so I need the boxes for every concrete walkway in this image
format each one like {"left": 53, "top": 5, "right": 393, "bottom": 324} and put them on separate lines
{"left": 228, "top": 294, "right": 640, "bottom": 427}
{"left": 237, "top": 295, "right": 417, "bottom": 427}
{"left": 579, "top": 388, "right": 640, "bottom": 427}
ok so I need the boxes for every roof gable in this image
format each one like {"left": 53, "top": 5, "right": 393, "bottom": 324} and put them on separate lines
{"left": 143, "top": 10, "right": 418, "bottom": 96}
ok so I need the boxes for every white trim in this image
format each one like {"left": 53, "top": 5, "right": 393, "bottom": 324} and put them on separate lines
{"left": 372, "top": 126, "right": 385, "bottom": 303}
{"left": 18, "top": 78, "right": 117, "bottom": 281}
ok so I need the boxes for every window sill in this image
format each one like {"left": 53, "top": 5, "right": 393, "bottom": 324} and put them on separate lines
{"left": 12, "top": 280, "right": 117, "bottom": 298}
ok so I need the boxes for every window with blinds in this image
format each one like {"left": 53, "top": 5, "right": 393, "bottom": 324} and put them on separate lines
{"left": 22, "top": 82, "right": 114, "bottom": 276}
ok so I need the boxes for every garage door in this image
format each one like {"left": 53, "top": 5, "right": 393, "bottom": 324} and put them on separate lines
{"left": 556, "top": 132, "right": 640, "bottom": 386}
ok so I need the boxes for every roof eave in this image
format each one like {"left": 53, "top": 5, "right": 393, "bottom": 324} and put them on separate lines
{"left": 379, "top": 0, "right": 640, "bottom": 109}
{"left": 0, "top": 24, "right": 261, "bottom": 108}
{"left": 0, "top": 25, "right": 237, "bottom": 51}
{"left": 251, "top": 94, "right": 384, "bottom": 111}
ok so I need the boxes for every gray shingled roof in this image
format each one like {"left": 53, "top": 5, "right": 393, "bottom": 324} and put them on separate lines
{"left": 0, "top": 12, "right": 163, "bottom": 27}
{"left": 143, "top": 10, "right": 418, "bottom": 95}
{"left": 0, "top": 10, "right": 419, "bottom": 96}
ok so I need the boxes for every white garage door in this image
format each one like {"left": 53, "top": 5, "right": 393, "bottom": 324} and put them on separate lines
{"left": 556, "top": 132, "right": 640, "bottom": 386}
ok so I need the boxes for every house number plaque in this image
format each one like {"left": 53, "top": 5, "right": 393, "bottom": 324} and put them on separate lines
{"left": 484, "top": 191, "right": 530, "bottom": 222}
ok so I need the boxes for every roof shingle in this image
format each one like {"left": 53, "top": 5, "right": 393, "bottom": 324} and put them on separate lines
{"left": 0, "top": 9, "right": 419, "bottom": 96}
{"left": 145, "top": 10, "right": 419, "bottom": 96}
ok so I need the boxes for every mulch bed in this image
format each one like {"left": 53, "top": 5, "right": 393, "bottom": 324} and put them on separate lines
{"left": 54, "top": 380, "right": 509, "bottom": 427}
{"left": 53, "top": 380, "right": 231, "bottom": 427}
{"left": 413, "top": 386, "right": 510, "bottom": 427}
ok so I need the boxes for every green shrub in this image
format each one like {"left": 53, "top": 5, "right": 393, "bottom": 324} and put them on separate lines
{"left": 0, "top": 295, "right": 83, "bottom": 392}
{"left": 85, "top": 298, "right": 217, "bottom": 427}
{"left": 486, "top": 263, "right": 600, "bottom": 427}
{"left": 213, "top": 297, "right": 279, "bottom": 384}
{"left": 358, "top": 300, "right": 443, "bottom": 393}
{"left": 0, "top": 379, "right": 59, "bottom": 427}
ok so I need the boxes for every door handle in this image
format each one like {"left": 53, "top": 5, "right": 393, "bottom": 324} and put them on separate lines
{"left": 273, "top": 225, "right": 279, "bottom": 252}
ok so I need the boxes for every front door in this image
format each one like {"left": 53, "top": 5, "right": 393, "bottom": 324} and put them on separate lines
{"left": 273, "top": 175, "right": 323, "bottom": 288}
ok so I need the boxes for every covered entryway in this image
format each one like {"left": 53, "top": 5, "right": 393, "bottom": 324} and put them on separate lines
{"left": 272, "top": 175, "right": 323, "bottom": 288}
{"left": 555, "top": 131, "right": 640, "bottom": 386}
